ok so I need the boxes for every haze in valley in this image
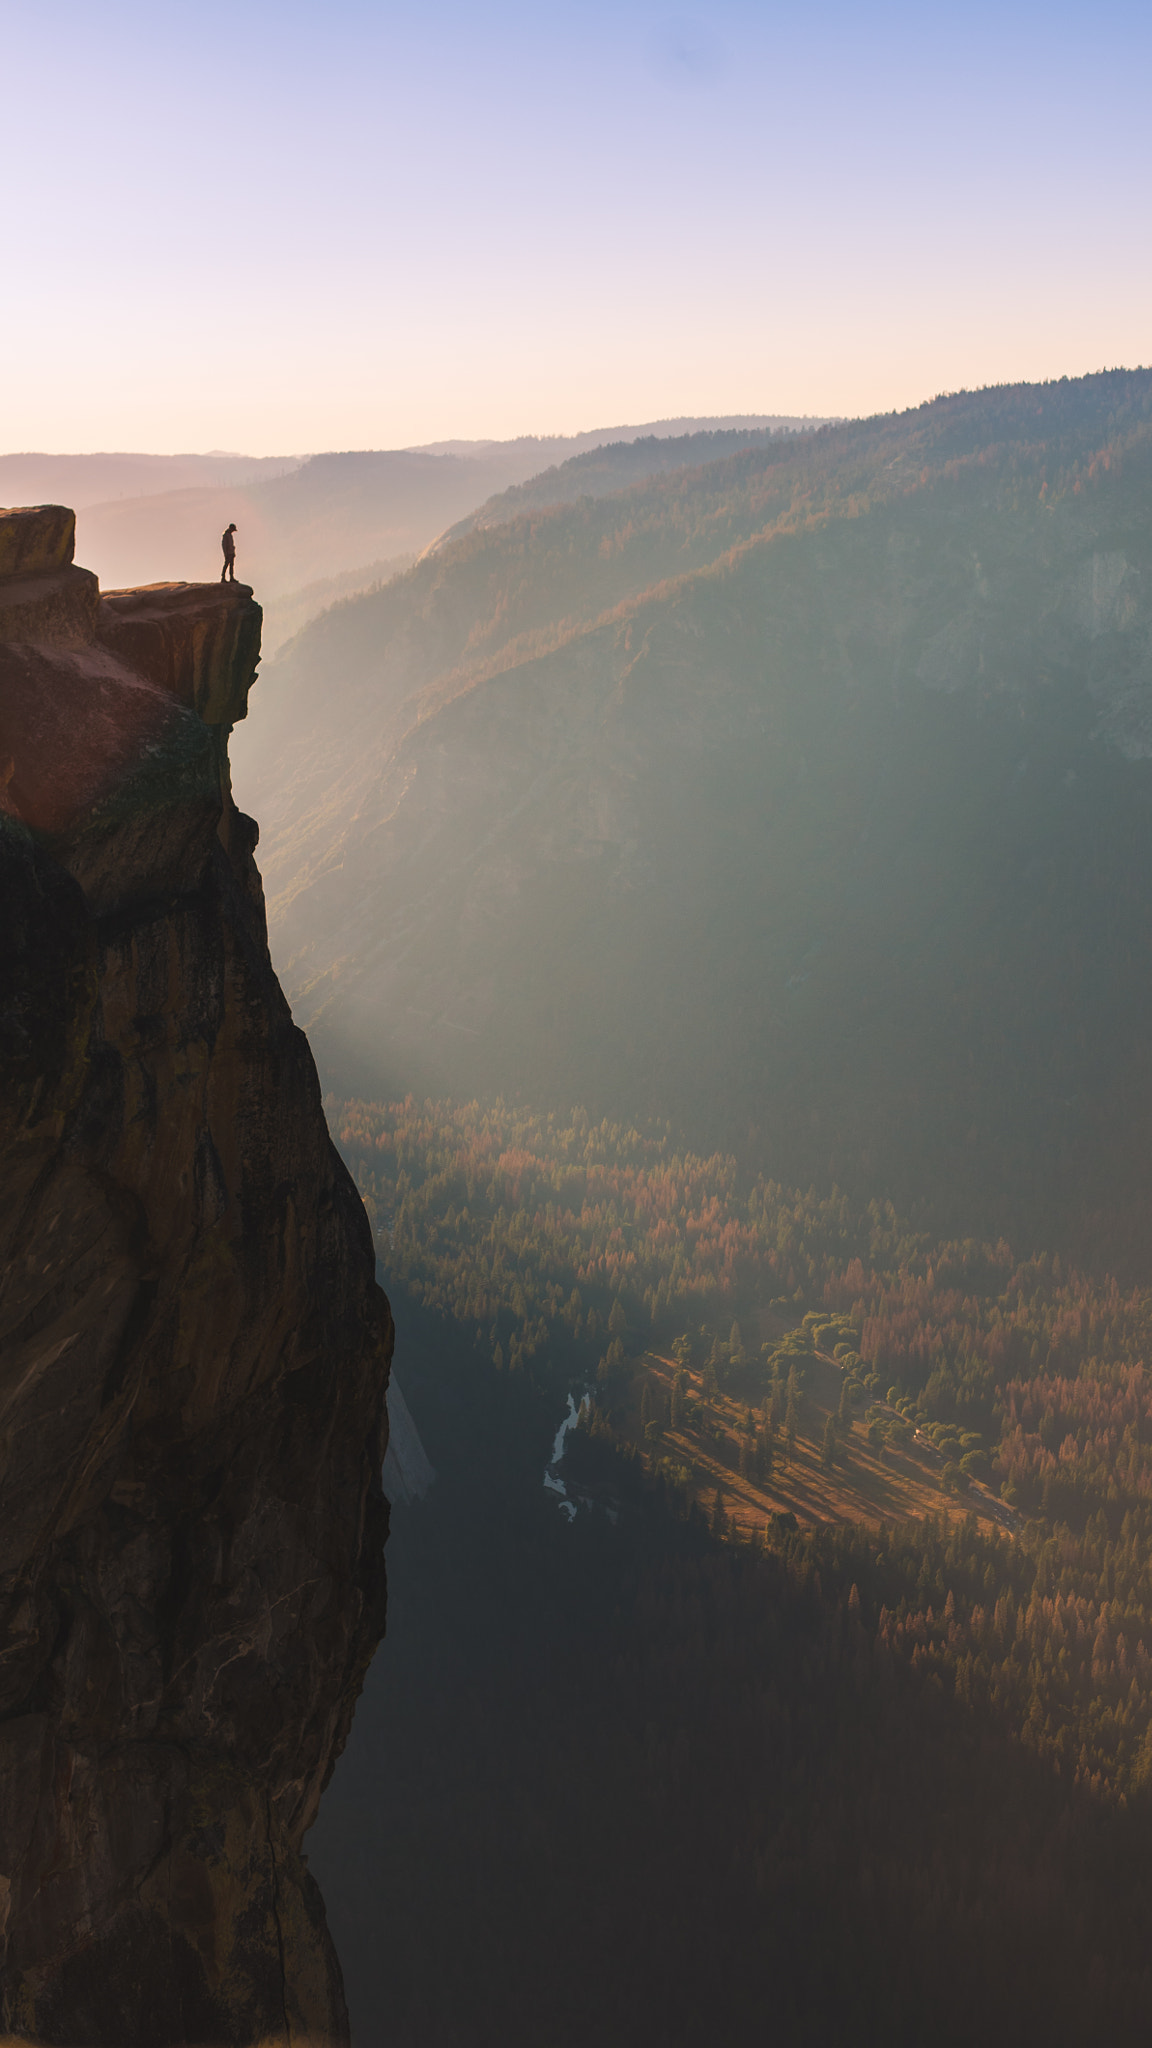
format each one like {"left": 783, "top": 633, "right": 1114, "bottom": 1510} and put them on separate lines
{"left": 8, "top": 0, "right": 1152, "bottom": 2041}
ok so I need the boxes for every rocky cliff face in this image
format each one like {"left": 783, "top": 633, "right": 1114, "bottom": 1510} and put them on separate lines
{"left": 0, "top": 508, "right": 393, "bottom": 2044}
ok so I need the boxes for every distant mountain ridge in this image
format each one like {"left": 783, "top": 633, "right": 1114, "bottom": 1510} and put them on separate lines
{"left": 13, "top": 414, "right": 822, "bottom": 609}
{"left": 0, "top": 450, "right": 301, "bottom": 512}
{"left": 430, "top": 427, "right": 807, "bottom": 550}
{"left": 231, "top": 368, "right": 1152, "bottom": 1271}
{"left": 408, "top": 414, "right": 826, "bottom": 457}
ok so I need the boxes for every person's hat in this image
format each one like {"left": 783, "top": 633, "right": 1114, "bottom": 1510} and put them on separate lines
{"left": 227, "top": 523, "right": 237, "bottom": 532}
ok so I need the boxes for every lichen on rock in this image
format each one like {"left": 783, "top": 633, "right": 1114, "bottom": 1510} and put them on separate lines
{"left": 0, "top": 507, "right": 392, "bottom": 2044}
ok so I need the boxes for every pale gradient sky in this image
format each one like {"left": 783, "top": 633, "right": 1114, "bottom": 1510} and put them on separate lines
{"left": 6, "top": 0, "right": 1151, "bottom": 453}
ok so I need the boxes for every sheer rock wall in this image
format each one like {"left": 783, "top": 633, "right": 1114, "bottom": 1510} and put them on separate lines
{"left": 0, "top": 508, "right": 392, "bottom": 2044}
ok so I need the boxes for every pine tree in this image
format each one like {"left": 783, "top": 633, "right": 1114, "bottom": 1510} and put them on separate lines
{"left": 822, "top": 1415, "right": 837, "bottom": 1471}
{"left": 785, "top": 1394, "right": 799, "bottom": 1459}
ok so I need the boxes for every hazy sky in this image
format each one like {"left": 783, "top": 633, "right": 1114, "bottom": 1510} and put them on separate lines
{"left": 6, "top": 0, "right": 1150, "bottom": 452}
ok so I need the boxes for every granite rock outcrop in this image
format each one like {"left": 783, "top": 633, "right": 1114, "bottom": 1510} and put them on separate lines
{"left": 0, "top": 508, "right": 392, "bottom": 2044}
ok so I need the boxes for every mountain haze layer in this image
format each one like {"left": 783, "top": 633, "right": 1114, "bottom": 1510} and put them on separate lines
{"left": 235, "top": 371, "right": 1152, "bottom": 1270}
{"left": 65, "top": 418, "right": 819, "bottom": 602}
{"left": 0, "top": 451, "right": 301, "bottom": 513}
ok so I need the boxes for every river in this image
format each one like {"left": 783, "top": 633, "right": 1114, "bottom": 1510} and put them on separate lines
{"left": 543, "top": 1392, "right": 588, "bottom": 1518}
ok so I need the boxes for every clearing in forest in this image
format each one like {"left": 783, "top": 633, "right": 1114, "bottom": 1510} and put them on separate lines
{"left": 623, "top": 1345, "right": 1011, "bottom": 1535}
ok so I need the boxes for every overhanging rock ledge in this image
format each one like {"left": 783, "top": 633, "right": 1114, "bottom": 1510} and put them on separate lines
{"left": 0, "top": 506, "right": 393, "bottom": 2045}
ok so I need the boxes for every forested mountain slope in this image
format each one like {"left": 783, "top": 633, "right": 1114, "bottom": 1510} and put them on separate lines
{"left": 233, "top": 369, "right": 1152, "bottom": 1269}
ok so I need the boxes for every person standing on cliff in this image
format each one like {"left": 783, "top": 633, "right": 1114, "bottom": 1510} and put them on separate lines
{"left": 220, "top": 523, "right": 237, "bottom": 583}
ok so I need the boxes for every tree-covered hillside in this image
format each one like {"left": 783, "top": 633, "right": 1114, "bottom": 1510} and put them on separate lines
{"left": 234, "top": 369, "right": 1152, "bottom": 1269}
{"left": 309, "top": 1093, "right": 1152, "bottom": 2046}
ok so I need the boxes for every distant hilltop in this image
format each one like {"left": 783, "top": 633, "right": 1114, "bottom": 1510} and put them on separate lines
{"left": 407, "top": 414, "right": 833, "bottom": 456}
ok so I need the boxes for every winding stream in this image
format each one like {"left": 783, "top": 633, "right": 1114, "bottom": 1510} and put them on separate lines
{"left": 543, "top": 1392, "right": 588, "bottom": 1518}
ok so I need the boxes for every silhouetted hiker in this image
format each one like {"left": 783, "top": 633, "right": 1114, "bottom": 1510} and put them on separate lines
{"left": 221, "top": 523, "right": 237, "bottom": 583}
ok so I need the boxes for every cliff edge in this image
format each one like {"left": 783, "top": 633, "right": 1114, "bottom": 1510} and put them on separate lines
{"left": 0, "top": 508, "right": 393, "bottom": 2044}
